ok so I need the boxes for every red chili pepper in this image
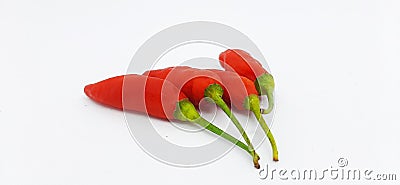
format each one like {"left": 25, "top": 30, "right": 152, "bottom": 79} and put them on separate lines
{"left": 207, "top": 70, "right": 257, "bottom": 110}
{"left": 144, "top": 67, "right": 217, "bottom": 106}
{"left": 143, "top": 67, "right": 260, "bottom": 167}
{"left": 84, "top": 74, "right": 260, "bottom": 168}
{"left": 209, "top": 69, "right": 279, "bottom": 161}
{"left": 219, "top": 49, "right": 275, "bottom": 114}
{"left": 84, "top": 75, "right": 185, "bottom": 119}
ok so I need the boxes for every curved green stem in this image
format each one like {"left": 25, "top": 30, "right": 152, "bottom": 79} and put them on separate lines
{"left": 193, "top": 117, "right": 250, "bottom": 154}
{"left": 174, "top": 98, "right": 260, "bottom": 168}
{"left": 255, "top": 73, "right": 275, "bottom": 114}
{"left": 260, "top": 90, "right": 274, "bottom": 114}
{"left": 245, "top": 94, "right": 279, "bottom": 161}
{"left": 204, "top": 84, "right": 260, "bottom": 168}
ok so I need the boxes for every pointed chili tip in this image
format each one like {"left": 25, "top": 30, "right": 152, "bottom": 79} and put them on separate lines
{"left": 84, "top": 84, "right": 94, "bottom": 99}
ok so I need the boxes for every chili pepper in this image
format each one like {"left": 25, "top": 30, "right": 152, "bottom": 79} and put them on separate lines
{"left": 209, "top": 69, "right": 279, "bottom": 161}
{"left": 84, "top": 74, "right": 260, "bottom": 168}
{"left": 219, "top": 49, "right": 275, "bottom": 114}
{"left": 143, "top": 66, "right": 260, "bottom": 167}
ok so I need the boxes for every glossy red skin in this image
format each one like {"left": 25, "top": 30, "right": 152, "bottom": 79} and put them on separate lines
{"left": 142, "top": 66, "right": 183, "bottom": 79}
{"left": 143, "top": 66, "right": 222, "bottom": 106}
{"left": 208, "top": 69, "right": 258, "bottom": 110}
{"left": 219, "top": 49, "right": 267, "bottom": 81}
{"left": 84, "top": 74, "right": 186, "bottom": 120}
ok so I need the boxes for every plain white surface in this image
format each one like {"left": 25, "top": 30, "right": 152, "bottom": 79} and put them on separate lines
{"left": 1, "top": 0, "right": 400, "bottom": 184}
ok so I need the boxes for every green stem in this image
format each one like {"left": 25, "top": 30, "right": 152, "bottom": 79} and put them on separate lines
{"left": 204, "top": 84, "right": 260, "bottom": 168}
{"left": 193, "top": 117, "right": 250, "bottom": 154}
{"left": 260, "top": 90, "right": 274, "bottom": 114}
{"left": 174, "top": 98, "right": 260, "bottom": 168}
{"left": 245, "top": 94, "right": 279, "bottom": 161}
{"left": 254, "top": 73, "right": 275, "bottom": 114}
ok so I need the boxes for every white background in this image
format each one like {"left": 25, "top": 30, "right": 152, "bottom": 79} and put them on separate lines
{"left": 1, "top": 0, "right": 400, "bottom": 184}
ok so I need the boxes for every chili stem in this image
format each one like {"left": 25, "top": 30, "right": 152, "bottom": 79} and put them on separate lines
{"left": 246, "top": 94, "right": 279, "bottom": 161}
{"left": 192, "top": 117, "right": 250, "bottom": 154}
{"left": 174, "top": 98, "right": 260, "bottom": 168}
{"left": 204, "top": 84, "right": 260, "bottom": 168}
{"left": 253, "top": 110, "right": 278, "bottom": 161}
{"left": 260, "top": 90, "right": 274, "bottom": 114}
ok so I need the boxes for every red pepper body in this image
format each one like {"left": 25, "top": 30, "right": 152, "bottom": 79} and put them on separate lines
{"left": 143, "top": 66, "right": 222, "bottom": 106}
{"left": 84, "top": 75, "right": 186, "bottom": 119}
{"left": 219, "top": 49, "right": 267, "bottom": 81}
{"left": 142, "top": 66, "right": 190, "bottom": 79}
{"left": 208, "top": 69, "right": 258, "bottom": 110}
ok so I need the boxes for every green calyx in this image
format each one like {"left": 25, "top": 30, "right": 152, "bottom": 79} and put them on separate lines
{"left": 243, "top": 94, "right": 261, "bottom": 112}
{"left": 254, "top": 73, "right": 275, "bottom": 114}
{"left": 254, "top": 73, "right": 275, "bottom": 95}
{"left": 204, "top": 83, "right": 224, "bottom": 101}
{"left": 173, "top": 99, "right": 201, "bottom": 122}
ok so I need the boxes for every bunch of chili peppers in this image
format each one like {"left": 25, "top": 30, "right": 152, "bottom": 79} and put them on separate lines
{"left": 84, "top": 49, "right": 277, "bottom": 169}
